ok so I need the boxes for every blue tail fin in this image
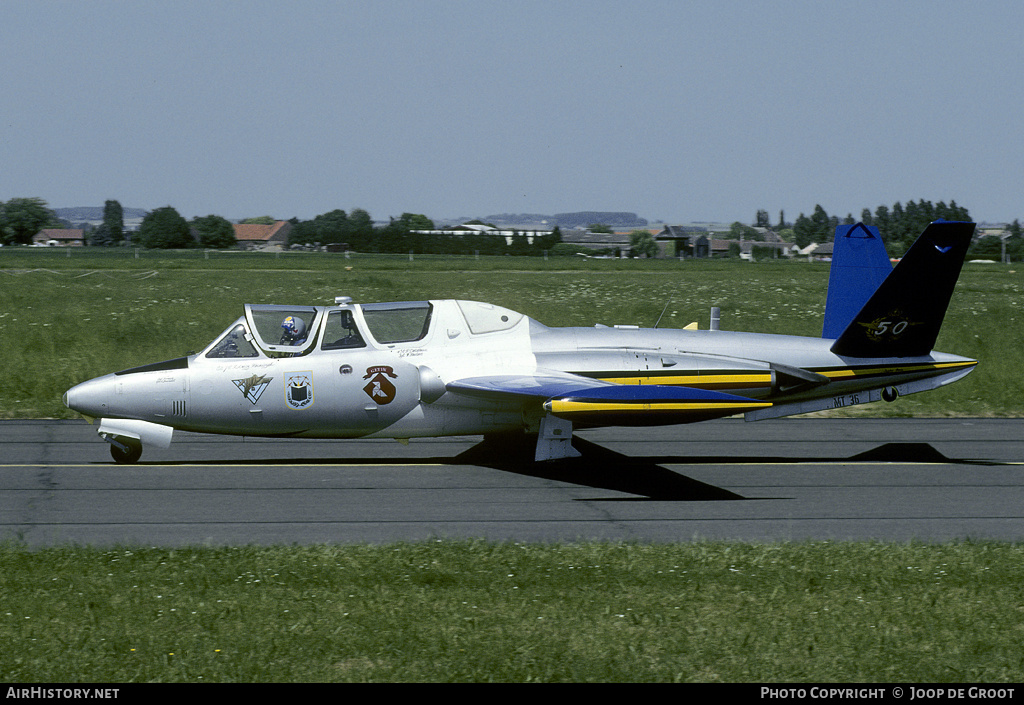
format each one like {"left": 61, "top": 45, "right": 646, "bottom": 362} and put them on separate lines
{"left": 830, "top": 220, "right": 975, "bottom": 358}
{"left": 822, "top": 223, "right": 892, "bottom": 339}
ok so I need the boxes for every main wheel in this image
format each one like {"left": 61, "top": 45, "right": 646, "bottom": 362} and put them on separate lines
{"left": 110, "top": 436, "right": 143, "bottom": 464}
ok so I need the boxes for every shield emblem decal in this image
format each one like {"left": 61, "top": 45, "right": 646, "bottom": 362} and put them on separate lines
{"left": 363, "top": 366, "right": 398, "bottom": 405}
{"left": 285, "top": 372, "right": 314, "bottom": 410}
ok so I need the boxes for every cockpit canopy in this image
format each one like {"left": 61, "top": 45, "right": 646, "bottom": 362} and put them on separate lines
{"left": 246, "top": 304, "right": 325, "bottom": 355}
{"left": 361, "top": 301, "right": 433, "bottom": 344}
{"left": 200, "top": 299, "right": 524, "bottom": 359}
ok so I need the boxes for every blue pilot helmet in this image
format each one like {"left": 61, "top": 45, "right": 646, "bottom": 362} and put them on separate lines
{"left": 280, "top": 315, "right": 307, "bottom": 345}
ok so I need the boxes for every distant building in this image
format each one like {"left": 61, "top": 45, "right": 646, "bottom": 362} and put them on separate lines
{"left": 655, "top": 225, "right": 710, "bottom": 257}
{"left": 558, "top": 228, "right": 632, "bottom": 256}
{"left": 804, "top": 242, "right": 834, "bottom": 260}
{"left": 655, "top": 224, "right": 801, "bottom": 259}
{"left": 743, "top": 231, "right": 802, "bottom": 260}
{"left": 977, "top": 225, "right": 1009, "bottom": 238}
{"left": 33, "top": 228, "right": 85, "bottom": 246}
{"left": 409, "top": 222, "right": 808, "bottom": 259}
{"left": 709, "top": 239, "right": 739, "bottom": 257}
{"left": 411, "top": 223, "right": 553, "bottom": 245}
{"left": 233, "top": 221, "right": 292, "bottom": 249}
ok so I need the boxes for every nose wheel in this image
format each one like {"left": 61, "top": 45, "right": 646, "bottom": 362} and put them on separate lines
{"left": 103, "top": 434, "right": 143, "bottom": 464}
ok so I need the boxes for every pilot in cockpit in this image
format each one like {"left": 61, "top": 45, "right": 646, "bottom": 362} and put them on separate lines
{"left": 280, "top": 316, "right": 307, "bottom": 345}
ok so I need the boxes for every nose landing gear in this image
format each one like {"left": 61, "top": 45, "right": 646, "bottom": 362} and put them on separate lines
{"left": 103, "top": 434, "right": 143, "bottom": 464}
{"left": 95, "top": 419, "right": 173, "bottom": 464}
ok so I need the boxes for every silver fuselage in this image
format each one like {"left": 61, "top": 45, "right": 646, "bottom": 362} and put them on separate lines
{"left": 64, "top": 299, "right": 976, "bottom": 442}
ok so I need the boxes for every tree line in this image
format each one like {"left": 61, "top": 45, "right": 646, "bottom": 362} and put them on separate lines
{"left": 755, "top": 201, "right": 1022, "bottom": 260}
{"left": 0, "top": 198, "right": 237, "bottom": 249}
{"left": 132, "top": 206, "right": 237, "bottom": 249}
{"left": 5, "top": 196, "right": 1020, "bottom": 260}
{"left": 782, "top": 200, "right": 973, "bottom": 253}
{"left": 287, "top": 210, "right": 564, "bottom": 256}
{"left": 0, "top": 197, "right": 59, "bottom": 246}
{"left": 0, "top": 199, "right": 564, "bottom": 255}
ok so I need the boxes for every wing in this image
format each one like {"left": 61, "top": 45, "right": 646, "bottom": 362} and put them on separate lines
{"left": 447, "top": 371, "right": 770, "bottom": 426}
{"left": 446, "top": 371, "right": 612, "bottom": 401}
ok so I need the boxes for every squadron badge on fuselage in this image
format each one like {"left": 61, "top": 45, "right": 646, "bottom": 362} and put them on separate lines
{"left": 285, "top": 372, "right": 314, "bottom": 410}
{"left": 363, "top": 365, "right": 397, "bottom": 405}
{"left": 233, "top": 374, "right": 273, "bottom": 405}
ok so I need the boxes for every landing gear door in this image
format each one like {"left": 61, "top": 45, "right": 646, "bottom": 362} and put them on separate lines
{"left": 244, "top": 304, "right": 325, "bottom": 356}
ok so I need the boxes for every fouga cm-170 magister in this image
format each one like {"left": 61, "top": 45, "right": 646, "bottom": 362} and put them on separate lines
{"left": 64, "top": 220, "right": 978, "bottom": 464}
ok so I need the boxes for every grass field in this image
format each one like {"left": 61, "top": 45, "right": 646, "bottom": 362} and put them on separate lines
{"left": 2, "top": 247, "right": 1021, "bottom": 418}
{"left": 2, "top": 541, "right": 1023, "bottom": 683}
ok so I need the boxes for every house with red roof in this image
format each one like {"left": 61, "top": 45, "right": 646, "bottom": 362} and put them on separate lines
{"left": 33, "top": 228, "right": 85, "bottom": 246}
{"left": 232, "top": 221, "right": 292, "bottom": 249}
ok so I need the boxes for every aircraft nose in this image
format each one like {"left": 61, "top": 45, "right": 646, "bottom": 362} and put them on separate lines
{"left": 64, "top": 376, "right": 114, "bottom": 418}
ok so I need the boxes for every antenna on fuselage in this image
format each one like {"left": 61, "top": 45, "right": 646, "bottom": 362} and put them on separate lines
{"left": 654, "top": 300, "right": 671, "bottom": 328}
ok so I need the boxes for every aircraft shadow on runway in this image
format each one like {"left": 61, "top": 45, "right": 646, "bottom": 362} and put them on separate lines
{"left": 453, "top": 438, "right": 993, "bottom": 502}
{"left": 454, "top": 436, "right": 747, "bottom": 501}
{"left": 156, "top": 436, "right": 745, "bottom": 501}
{"left": 150, "top": 439, "right": 990, "bottom": 502}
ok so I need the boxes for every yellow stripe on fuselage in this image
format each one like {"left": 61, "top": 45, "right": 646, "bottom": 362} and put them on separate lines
{"left": 546, "top": 400, "right": 772, "bottom": 414}
{"left": 595, "top": 373, "right": 771, "bottom": 388}
{"left": 817, "top": 359, "right": 977, "bottom": 382}
{"left": 589, "top": 360, "right": 975, "bottom": 392}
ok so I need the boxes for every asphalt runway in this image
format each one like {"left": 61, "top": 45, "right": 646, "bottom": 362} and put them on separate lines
{"left": 2, "top": 418, "right": 1023, "bottom": 546}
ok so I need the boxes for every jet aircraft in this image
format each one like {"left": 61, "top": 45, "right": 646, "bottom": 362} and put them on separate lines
{"left": 64, "top": 220, "right": 978, "bottom": 463}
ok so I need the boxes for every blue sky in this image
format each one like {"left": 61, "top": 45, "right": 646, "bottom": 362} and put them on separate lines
{"left": 2, "top": 0, "right": 1022, "bottom": 224}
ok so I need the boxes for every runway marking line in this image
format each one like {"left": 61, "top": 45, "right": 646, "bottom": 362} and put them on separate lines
{"left": 3, "top": 461, "right": 1023, "bottom": 468}
{"left": 0, "top": 463, "right": 449, "bottom": 468}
